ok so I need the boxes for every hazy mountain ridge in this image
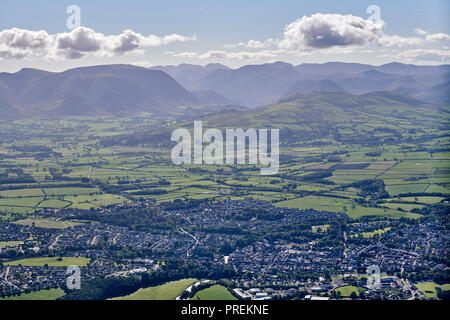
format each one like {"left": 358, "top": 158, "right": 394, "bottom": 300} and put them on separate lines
{"left": 0, "top": 65, "right": 200, "bottom": 119}
{"left": 0, "top": 62, "right": 448, "bottom": 119}
{"left": 149, "top": 63, "right": 230, "bottom": 91}
{"left": 154, "top": 61, "right": 449, "bottom": 108}
{"left": 204, "top": 62, "right": 449, "bottom": 107}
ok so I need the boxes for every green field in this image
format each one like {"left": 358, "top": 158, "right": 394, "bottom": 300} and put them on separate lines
{"left": 1, "top": 110, "right": 447, "bottom": 222}
{"left": 111, "top": 278, "right": 197, "bottom": 300}
{"left": 0, "top": 240, "right": 23, "bottom": 248}
{"left": 0, "top": 288, "right": 65, "bottom": 300}
{"left": 334, "top": 286, "right": 365, "bottom": 297}
{"left": 352, "top": 227, "right": 392, "bottom": 238}
{"left": 192, "top": 285, "right": 237, "bottom": 300}
{"left": 275, "top": 196, "right": 421, "bottom": 219}
{"left": 4, "top": 256, "right": 90, "bottom": 267}
{"left": 415, "top": 282, "right": 450, "bottom": 299}
{"left": 312, "top": 225, "right": 330, "bottom": 233}
{"left": 13, "top": 218, "right": 83, "bottom": 229}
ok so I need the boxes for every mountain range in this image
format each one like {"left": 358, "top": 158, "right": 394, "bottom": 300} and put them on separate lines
{"left": 178, "top": 61, "right": 449, "bottom": 107}
{"left": 0, "top": 61, "right": 448, "bottom": 119}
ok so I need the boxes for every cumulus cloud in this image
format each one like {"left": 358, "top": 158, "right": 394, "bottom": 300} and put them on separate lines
{"left": 173, "top": 50, "right": 278, "bottom": 60}
{"left": 0, "top": 48, "right": 33, "bottom": 59}
{"left": 169, "top": 12, "right": 449, "bottom": 64}
{"left": 426, "top": 33, "right": 450, "bottom": 42}
{"left": 172, "top": 51, "right": 199, "bottom": 58}
{"left": 377, "top": 35, "right": 424, "bottom": 47}
{"left": 278, "top": 13, "right": 385, "bottom": 50}
{"left": 0, "top": 28, "right": 51, "bottom": 59}
{"left": 396, "top": 49, "right": 450, "bottom": 63}
{"left": 411, "top": 28, "right": 450, "bottom": 42}
{"left": 224, "top": 38, "right": 277, "bottom": 49}
{"left": 0, "top": 27, "right": 196, "bottom": 60}
{"left": 276, "top": 14, "right": 442, "bottom": 52}
{"left": 414, "top": 28, "right": 427, "bottom": 36}
{"left": 0, "top": 28, "right": 50, "bottom": 50}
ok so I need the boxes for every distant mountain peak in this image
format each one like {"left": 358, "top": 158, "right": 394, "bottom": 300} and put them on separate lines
{"left": 0, "top": 64, "right": 199, "bottom": 119}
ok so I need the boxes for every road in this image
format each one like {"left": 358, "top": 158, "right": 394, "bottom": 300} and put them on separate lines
{"left": 179, "top": 227, "right": 199, "bottom": 258}
{"left": 49, "top": 234, "right": 62, "bottom": 250}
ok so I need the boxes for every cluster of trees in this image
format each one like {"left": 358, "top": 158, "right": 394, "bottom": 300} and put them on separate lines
{"left": 403, "top": 268, "right": 450, "bottom": 284}
{"left": 0, "top": 167, "right": 35, "bottom": 184}
{"left": 99, "top": 179, "right": 171, "bottom": 194}
{"left": 436, "top": 287, "right": 450, "bottom": 300}
{"left": 61, "top": 260, "right": 236, "bottom": 300}
{"left": 77, "top": 207, "right": 179, "bottom": 232}
{"left": 350, "top": 179, "right": 388, "bottom": 199}
{"left": 411, "top": 203, "right": 449, "bottom": 216}
{"left": 129, "top": 189, "right": 168, "bottom": 196}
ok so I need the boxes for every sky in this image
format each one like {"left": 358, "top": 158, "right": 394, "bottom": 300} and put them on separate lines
{"left": 0, "top": 0, "right": 449, "bottom": 72}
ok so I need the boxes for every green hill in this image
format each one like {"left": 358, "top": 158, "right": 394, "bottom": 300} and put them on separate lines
{"left": 110, "top": 278, "right": 197, "bottom": 300}
{"left": 103, "top": 91, "right": 445, "bottom": 148}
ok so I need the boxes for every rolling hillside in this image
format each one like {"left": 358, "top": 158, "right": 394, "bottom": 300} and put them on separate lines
{"left": 0, "top": 65, "right": 200, "bottom": 119}
{"left": 100, "top": 90, "right": 444, "bottom": 148}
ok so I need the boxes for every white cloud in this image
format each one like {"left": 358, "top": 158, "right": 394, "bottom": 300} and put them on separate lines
{"left": 172, "top": 50, "right": 278, "bottom": 60}
{"left": 273, "top": 14, "right": 439, "bottom": 53}
{"left": 414, "top": 28, "right": 427, "bottom": 36}
{"left": 377, "top": 35, "right": 424, "bottom": 47}
{"left": 170, "top": 11, "right": 449, "bottom": 64}
{"left": 0, "top": 48, "right": 33, "bottom": 59}
{"left": 0, "top": 28, "right": 50, "bottom": 50}
{"left": 426, "top": 33, "right": 450, "bottom": 42}
{"left": 0, "top": 28, "right": 50, "bottom": 58}
{"left": 396, "top": 49, "right": 450, "bottom": 63}
{"left": 173, "top": 51, "right": 199, "bottom": 58}
{"left": 224, "top": 38, "right": 277, "bottom": 49}
{"left": 278, "top": 13, "right": 385, "bottom": 50}
{"left": 129, "top": 61, "right": 154, "bottom": 68}
{"left": 0, "top": 27, "right": 196, "bottom": 60}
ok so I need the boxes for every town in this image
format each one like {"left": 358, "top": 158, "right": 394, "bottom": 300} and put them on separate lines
{"left": 1, "top": 199, "right": 448, "bottom": 300}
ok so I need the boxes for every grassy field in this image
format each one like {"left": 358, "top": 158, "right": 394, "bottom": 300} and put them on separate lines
{"left": 0, "top": 188, "right": 44, "bottom": 198}
{"left": 13, "top": 218, "right": 83, "bottom": 229}
{"left": 415, "top": 282, "right": 450, "bottom": 299}
{"left": 334, "top": 285, "right": 365, "bottom": 297}
{"left": 0, "top": 288, "right": 65, "bottom": 300}
{"left": 38, "top": 199, "right": 71, "bottom": 208}
{"left": 192, "top": 285, "right": 237, "bottom": 300}
{"left": 312, "top": 225, "right": 330, "bottom": 233}
{"left": 111, "top": 278, "right": 197, "bottom": 300}
{"left": 393, "top": 196, "right": 444, "bottom": 204}
{"left": 352, "top": 227, "right": 392, "bottom": 238}
{"left": 275, "top": 196, "right": 421, "bottom": 219}
{"left": 4, "top": 256, "right": 90, "bottom": 267}
{"left": 0, "top": 110, "right": 448, "bottom": 226}
{"left": 0, "top": 240, "right": 23, "bottom": 248}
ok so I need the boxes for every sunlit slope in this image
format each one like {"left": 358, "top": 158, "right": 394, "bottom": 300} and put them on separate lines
{"left": 201, "top": 91, "right": 441, "bottom": 128}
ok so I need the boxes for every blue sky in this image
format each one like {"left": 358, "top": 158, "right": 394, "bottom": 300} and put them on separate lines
{"left": 0, "top": 0, "right": 449, "bottom": 72}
